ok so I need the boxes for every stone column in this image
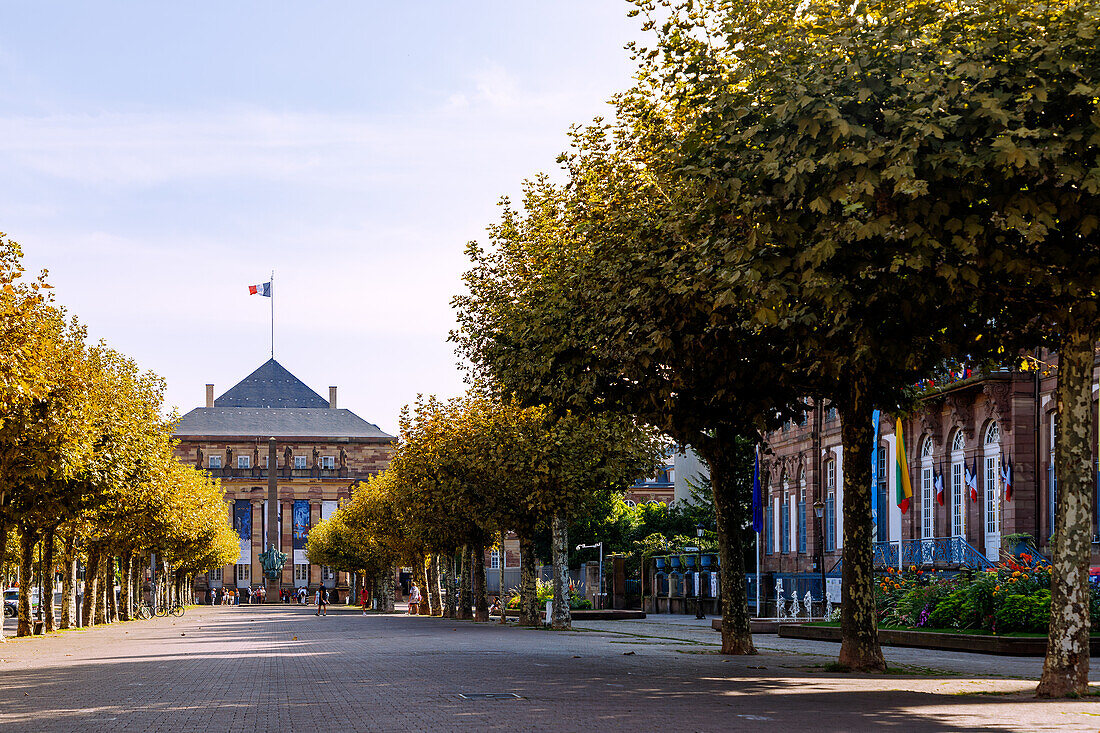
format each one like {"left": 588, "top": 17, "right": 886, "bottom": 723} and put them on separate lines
{"left": 309, "top": 500, "right": 322, "bottom": 591}
{"left": 250, "top": 499, "right": 263, "bottom": 593}
{"left": 265, "top": 438, "right": 280, "bottom": 602}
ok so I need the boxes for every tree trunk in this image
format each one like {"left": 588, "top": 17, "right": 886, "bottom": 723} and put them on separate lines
{"left": 107, "top": 558, "right": 119, "bottom": 623}
{"left": 550, "top": 513, "right": 571, "bottom": 630}
{"left": 700, "top": 430, "right": 756, "bottom": 654}
{"left": 0, "top": 516, "right": 9, "bottom": 641}
{"left": 427, "top": 554, "right": 442, "bottom": 616}
{"left": 472, "top": 544, "right": 489, "bottom": 622}
{"left": 42, "top": 529, "right": 56, "bottom": 633}
{"left": 1038, "top": 320, "right": 1096, "bottom": 697}
{"left": 59, "top": 529, "right": 77, "bottom": 630}
{"left": 458, "top": 546, "right": 473, "bottom": 620}
{"left": 381, "top": 567, "right": 396, "bottom": 613}
{"left": 498, "top": 531, "right": 508, "bottom": 624}
{"left": 16, "top": 528, "right": 37, "bottom": 637}
{"left": 94, "top": 553, "right": 108, "bottom": 625}
{"left": 518, "top": 534, "right": 539, "bottom": 627}
{"left": 119, "top": 554, "right": 132, "bottom": 621}
{"left": 443, "top": 554, "right": 456, "bottom": 618}
{"left": 420, "top": 557, "right": 432, "bottom": 615}
{"left": 82, "top": 546, "right": 100, "bottom": 628}
{"left": 837, "top": 385, "right": 887, "bottom": 672}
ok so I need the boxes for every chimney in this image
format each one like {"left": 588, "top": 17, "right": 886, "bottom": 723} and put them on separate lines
{"left": 329, "top": 386, "right": 337, "bottom": 409}
{"left": 206, "top": 384, "right": 214, "bottom": 408}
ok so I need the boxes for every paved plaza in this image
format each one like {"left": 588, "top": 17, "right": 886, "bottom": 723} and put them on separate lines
{"left": 2, "top": 607, "right": 1099, "bottom": 732}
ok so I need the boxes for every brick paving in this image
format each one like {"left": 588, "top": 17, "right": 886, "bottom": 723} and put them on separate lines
{"left": 1, "top": 606, "right": 1099, "bottom": 732}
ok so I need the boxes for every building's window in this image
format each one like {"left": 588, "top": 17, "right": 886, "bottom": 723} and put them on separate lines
{"left": 826, "top": 405, "right": 837, "bottom": 422}
{"left": 235, "top": 564, "right": 250, "bottom": 583}
{"left": 294, "top": 456, "right": 308, "bottom": 469}
{"left": 876, "top": 446, "right": 888, "bottom": 542}
{"left": 624, "top": 499, "right": 636, "bottom": 508}
{"left": 797, "top": 471, "right": 807, "bottom": 554}
{"left": 921, "top": 437, "right": 934, "bottom": 539}
{"left": 984, "top": 422, "right": 1001, "bottom": 537}
{"left": 825, "top": 460, "right": 836, "bottom": 552}
{"left": 209, "top": 455, "right": 222, "bottom": 469}
{"left": 781, "top": 495, "right": 790, "bottom": 555}
{"left": 321, "top": 455, "right": 335, "bottom": 470}
{"left": 321, "top": 566, "right": 335, "bottom": 581}
{"left": 765, "top": 504, "right": 774, "bottom": 555}
{"left": 263, "top": 455, "right": 269, "bottom": 468}
{"left": 489, "top": 550, "right": 500, "bottom": 570}
{"left": 294, "top": 564, "right": 309, "bottom": 582}
{"left": 238, "top": 455, "right": 250, "bottom": 469}
{"left": 209, "top": 567, "right": 222, "bottom": 582}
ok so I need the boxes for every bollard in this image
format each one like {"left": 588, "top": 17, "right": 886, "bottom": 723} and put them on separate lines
{"left": 545, "top": 600, "right": 552, "bottom": 626}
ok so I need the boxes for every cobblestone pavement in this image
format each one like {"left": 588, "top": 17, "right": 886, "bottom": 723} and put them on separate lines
{"left": 2, "top": 606, "right": 1100, "bottom": 732}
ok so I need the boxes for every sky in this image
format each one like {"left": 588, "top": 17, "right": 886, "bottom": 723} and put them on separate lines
{"left": 0, "top": 1, "right": 645, "bottom": 435}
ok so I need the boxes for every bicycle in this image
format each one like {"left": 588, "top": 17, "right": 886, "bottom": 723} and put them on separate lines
{"left": 136, "top": 602, "right": 153, "bottom": 620}
{"left": 154, "top": 602, "right": 185, "bottom": 618}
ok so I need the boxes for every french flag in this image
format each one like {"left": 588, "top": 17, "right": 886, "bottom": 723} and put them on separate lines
{"left": 1002, "top": 454, "right": 1013, "bottom": 502}
{"left": 934, "top": 464, "right": 945, "bottom": 506}
{"left": 249, "top": 281, "right": 272, "bottom": 297}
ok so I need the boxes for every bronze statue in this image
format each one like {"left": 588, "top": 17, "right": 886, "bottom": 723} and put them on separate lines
{"left": 284, "top": 446, "right": 292, "bottom": 467}
{"left": 312, "top": 446, "right": 320, "bottom": 468}
{"left": 339, "top": 447, "right": 348, "bottom": 468}
{"left": 258, "top": 544, "right": 288, "bottom": 581}
{"left": 225, "top": 445, "right": 233, "bottom": 465}
{"left": 197, "top": 447, "right": 204, "bottom": 467}
{"left": 253, "top": 446, "right": 260, "bottom": 468}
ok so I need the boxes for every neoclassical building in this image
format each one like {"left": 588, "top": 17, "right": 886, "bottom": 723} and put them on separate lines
{"left": 173, "top": 359, "right": 394, "bottom": 599}
{"left": 759, "top": 350, "right": 1078, "bottom": 584}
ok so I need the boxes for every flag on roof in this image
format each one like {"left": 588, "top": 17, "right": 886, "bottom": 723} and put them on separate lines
{"left": 249, "top": 281, "right": 272, "bottom": 297}
{"left": 895, "top": 418, "right": 913, "bottom": 514}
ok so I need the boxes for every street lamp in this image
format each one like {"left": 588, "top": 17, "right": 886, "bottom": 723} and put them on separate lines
{"left": 576, "top": 542, "right": 603, "bottom": 609}
{"left": 813, "top": 499, "right": 826, "bottom": 618}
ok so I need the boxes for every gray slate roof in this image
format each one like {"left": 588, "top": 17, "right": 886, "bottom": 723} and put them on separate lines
{"left": 214, "top": 359, "right": 330, "bottom": 408}
{"left": 173, "top": 359, "right": 393, "bottom": 439}
{"left": 174, "top": 407, "right": 392, "bottom": 439}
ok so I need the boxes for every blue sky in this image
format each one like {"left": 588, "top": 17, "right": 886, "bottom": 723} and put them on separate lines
{"left": 0, "top": 1, "right": 643, "bottom": 432}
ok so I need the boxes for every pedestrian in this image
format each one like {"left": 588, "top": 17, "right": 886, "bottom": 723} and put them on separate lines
{"left": 299, "top": 586, "right": 307, "bottom": 605}
{"left": 359, "top": 587, "right": 369, "bottom": 615}
{"left": 315, "top": 587, "right": 328, "bottom": 616}
{"left": 408, "top": 583, "right": 421, "bottom": 615}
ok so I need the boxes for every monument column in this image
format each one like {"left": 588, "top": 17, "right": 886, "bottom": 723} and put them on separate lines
{"left": 266, "top": 437, "right": 281, "bottom": 602}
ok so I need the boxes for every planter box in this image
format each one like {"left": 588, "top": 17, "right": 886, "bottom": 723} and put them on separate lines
{"left": 710, "top": 619, "right": 783, "bottom": 634}
{"left": 503, "top": 609, "right": 646, "bottom": 621}
{"left": 777, "top": 624, "right": 1100, "bottom": 657}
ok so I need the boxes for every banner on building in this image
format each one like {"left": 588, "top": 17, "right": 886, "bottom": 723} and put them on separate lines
{"left": 293, "top": 500, "right": 310, "bottom": 549}
{"left": 234, "top": 499, "right": 251, "bottom": 541}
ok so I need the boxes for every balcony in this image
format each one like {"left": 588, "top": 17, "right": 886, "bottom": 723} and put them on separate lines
{"left": 201, "top": 466, "right": 365, "bottom": 481}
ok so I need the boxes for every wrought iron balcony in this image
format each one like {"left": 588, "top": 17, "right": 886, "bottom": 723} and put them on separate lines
{"left": 200, "top": 466, "right": 365, "bottom": 481}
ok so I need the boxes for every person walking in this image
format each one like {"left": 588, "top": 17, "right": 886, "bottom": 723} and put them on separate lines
{"left": 408, "top": 583, "right": 421, "bottom": 615}
{"left": 315, "top": 587, "right": 328, "bottom": 616}
{"left": 359, "top": 587, "right": 369, "bottom": 615}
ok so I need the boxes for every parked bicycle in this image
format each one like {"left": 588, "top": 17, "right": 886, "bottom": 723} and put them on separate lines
{"left": 154, "top": 602, "right": 185, "bottom": 618}
{"left": 136, "top": 602, "right": 153, "bottom": 620}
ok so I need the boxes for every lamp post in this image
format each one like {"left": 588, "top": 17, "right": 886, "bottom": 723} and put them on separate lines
{"left": 694, "top": 523, "right": 706, "bottom": 620}
{"left": 575, "top": 542, "right": 603, "bottom": 609}
{"left": 813, "top": 499, "right": 826, "bottom": 618}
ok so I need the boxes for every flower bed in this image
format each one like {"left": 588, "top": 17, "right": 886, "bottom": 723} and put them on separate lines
{"left": 875, "top": 553, "right": 1095, "bottom": 634}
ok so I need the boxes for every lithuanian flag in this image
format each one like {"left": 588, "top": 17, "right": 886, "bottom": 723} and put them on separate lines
{"left": 895, "top": 418, "right": 913, "bottom": 514}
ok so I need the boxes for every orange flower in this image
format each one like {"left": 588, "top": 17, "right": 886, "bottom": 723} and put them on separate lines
{"left": 1012, "top": 570, "right": 1021, "bottom": 577}
{"left": 995, "top": 585, "right": 1001, "bottom": 591}
{"left": 880, "top": 583, "right": 888, "bottom": 591}
{"left": 910, "top": 565, "right": 917, "bottom": 572}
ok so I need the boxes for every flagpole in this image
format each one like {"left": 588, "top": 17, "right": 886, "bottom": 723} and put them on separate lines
{"left": 270, "top": 269, "right": 275, "bottom": 359}
{"left": 755, "top": 528, "right": 760, "bottom": 619}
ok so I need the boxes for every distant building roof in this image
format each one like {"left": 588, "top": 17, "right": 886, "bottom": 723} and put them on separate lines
{"left": 173, "top": 407, "right": 392, "bottom": 439}
{"left": 173, "top": 358, "right": 393, "bottom": 440}
{"left": 213, "top": 359, "right": 330, "bottom": 409}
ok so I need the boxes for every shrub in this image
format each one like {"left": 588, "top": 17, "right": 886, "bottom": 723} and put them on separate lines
{"left": 994, "top": 591, "right": 1051, "bottom": 633}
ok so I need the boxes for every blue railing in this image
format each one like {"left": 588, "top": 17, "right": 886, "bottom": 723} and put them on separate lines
{"left": 831, "top": 536, "right": 994, "bottom": 573}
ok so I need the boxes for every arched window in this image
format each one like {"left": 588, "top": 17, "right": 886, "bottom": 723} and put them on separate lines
{"left": 920, "top": 437, "right": 934, "bottom": 538}
{"left": 825, "top": 458, "right": 836, "bottom": 552}
{"left": 876, "top": 444, "right": 889, "bottom": 542}
{"left": 781, "top": 473, "right": 791, "bottom": 555}
{"left": 798, "top": 469, "right": 807, "bottom": 554}
{"left": 983, "top": 421, "right": 1002, "bottom": 552}
{"left": 949, "top": 430, "right": 965, "bottom": 538}
{"left": 764, "top": 477, "right": 774, "bottom": 555}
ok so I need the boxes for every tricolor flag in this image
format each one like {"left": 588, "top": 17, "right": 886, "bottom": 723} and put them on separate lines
{"left": 895, "top": 418, "right": 913, "bottom": 514}
{"left": 934, "top": 463, "right": 945, "bottom": 506}
{"left": 1002, "top": 454, "right": 1013, "bottom": 502}
{"left": 249, "top": 281, "right": 272, "bottom": 297}
{"left": 965, "top": 458, "right": 979, "bottom": 503}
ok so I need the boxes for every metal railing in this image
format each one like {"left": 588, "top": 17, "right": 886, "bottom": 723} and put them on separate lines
{"left": 831, "top": 536, "right": 994, "bottom": 573}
